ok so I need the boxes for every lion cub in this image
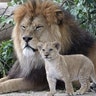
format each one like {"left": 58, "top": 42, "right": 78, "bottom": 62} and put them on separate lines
{"left": 37, "top": 41, "right": 96, "bottom": 96}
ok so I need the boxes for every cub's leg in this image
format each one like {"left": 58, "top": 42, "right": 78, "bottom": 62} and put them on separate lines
{"left": 76, "top": 69, "right": 91, "bottom": 95}
{"left": 0, "top": 78, "right": 32, "bottom": 93}
{"left": 46, "top": 76, "right": 56, "bottom": 96}
{"left": 76, "top": 79, "right": 90, "bottom": 95}
{"left": 62, "top": 77, "right": 74, "bottom": 95}
{"left": 0, "top": 76, "right": 9, "bottom": 83}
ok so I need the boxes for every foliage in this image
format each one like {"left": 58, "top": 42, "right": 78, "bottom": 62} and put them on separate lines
{"left": 55, "top": 0, "right": 96, "bottom": 36}
{"left": 8, "top": 0, "right": 26, "bottom": 6}
{"left": 0, "top": 40, "right": 14, "bottom": 77}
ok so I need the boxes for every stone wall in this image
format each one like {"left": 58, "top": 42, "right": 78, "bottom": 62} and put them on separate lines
{"left": 0, "top": 2, "right": 16, "bottom": 41}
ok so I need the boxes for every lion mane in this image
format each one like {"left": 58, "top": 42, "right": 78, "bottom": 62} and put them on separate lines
{"left": 0, "top": 0, "right": 96, "bottom": 93}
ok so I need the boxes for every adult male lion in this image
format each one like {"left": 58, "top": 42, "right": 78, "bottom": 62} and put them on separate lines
{"left": 0, "top": 0, "right": 96, "bottom": 93}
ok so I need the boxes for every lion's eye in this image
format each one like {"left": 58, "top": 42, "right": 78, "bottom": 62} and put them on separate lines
{"left": 21, "top": 25, "right": 26, "bottom": 30}
{"left": 35, "top": 25, "right": 43, "bottom": 31}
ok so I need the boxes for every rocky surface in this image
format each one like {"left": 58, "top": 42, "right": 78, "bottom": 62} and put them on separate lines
{"left": 0, "top": 91, "right": 95, "bottom": 96}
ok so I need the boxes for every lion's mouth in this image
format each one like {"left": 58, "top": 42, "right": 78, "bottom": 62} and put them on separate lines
{"left": 24, "top": 43, "right": 38, "bottom": 52}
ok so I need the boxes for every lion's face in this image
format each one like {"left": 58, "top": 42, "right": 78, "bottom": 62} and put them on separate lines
{"left": 18, "top": 15, "right": 53, "bottom": 57}
{"left": 12, "top": 0, "right": 71, "bottom": 60}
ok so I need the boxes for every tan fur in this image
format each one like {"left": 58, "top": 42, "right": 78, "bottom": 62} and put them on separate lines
{"left": 37, "top": 41, "right": 96, "bottom": 96}
{"left": 0, "top": 76, "right": 9, "bottom": 83}
{"left": 0, "top": 78, "right": 32, "bottom": 93}
{"left": 0, "top": 0, "right": 96, "bottom": 93}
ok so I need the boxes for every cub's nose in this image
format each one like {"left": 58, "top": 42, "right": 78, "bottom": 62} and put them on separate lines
{"left": 23, "top": 36, "right": 32, "bottom": 42}
{"left": 45, "top": 54, "right": 49, "bottom": 58}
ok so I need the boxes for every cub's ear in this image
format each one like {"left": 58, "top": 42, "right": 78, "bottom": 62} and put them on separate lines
{"left": 53, "top": 41, "right": 61, "bottom": 51}
{"left": 37, "top": 42, "right": 43, "bottom": 51}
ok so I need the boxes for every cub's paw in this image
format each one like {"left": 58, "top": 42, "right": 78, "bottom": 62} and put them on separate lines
{"left": 67, "top": 93, "right": 74, "bottom": 96}
{"left": 46, "top": 91, "right": 56, "bottom": 96}
{"left": 66, "top": 88, "right": 74, "bottom": 96}
{"left": 75, "top": 90, "right": 86, "bottom": 95}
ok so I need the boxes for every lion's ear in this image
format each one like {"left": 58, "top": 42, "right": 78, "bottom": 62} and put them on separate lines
{"left": 53, "top": 41, "right": 61, "bottom": 51}
{"left": 37, "top": 42, "right": 43, "bottom": 51}
{"left": 56, "top": 10, "right": 64, "bottom": 25}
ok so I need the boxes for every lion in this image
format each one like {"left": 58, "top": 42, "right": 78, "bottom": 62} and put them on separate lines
{"left": 37, "top": 41, "right": 96, "bottom": 96}
{"left": 0, "top": 0, "right": 96, "bottom": 93}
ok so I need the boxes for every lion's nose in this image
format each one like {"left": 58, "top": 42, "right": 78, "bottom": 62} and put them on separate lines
{"left": 23, "top": 36, "right": 32, "bottom": 42}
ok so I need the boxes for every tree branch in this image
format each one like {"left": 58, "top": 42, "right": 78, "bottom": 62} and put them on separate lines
{"left": 60, "top": 0, "right": 67, "bottom": 7}
{"left": 1, "top": 6, "right": 9, "bottom": 17}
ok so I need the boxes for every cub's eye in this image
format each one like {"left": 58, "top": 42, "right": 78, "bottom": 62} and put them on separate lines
{"left": 21, "top": 25, "right": 26, "bottom": 30}
{"left": 35, "top": 25, "right": 43, "bottom": 31}
{"left": 49, "top": 49, "right": 53, "bottom": 51}
{"left": 42, "top": 49, "right": 45, "bottom": 51}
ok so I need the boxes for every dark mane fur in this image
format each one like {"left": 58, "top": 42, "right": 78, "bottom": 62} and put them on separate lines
{"left": 63, "top": 21, "right": 95, "bottom": 55}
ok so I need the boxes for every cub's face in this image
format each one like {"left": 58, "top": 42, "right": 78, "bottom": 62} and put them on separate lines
{"left": 37, "top": 42, "right": 60, "bottom": 60}
{"left": 19, "top": 15, "right": 51, "bottom": 57}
